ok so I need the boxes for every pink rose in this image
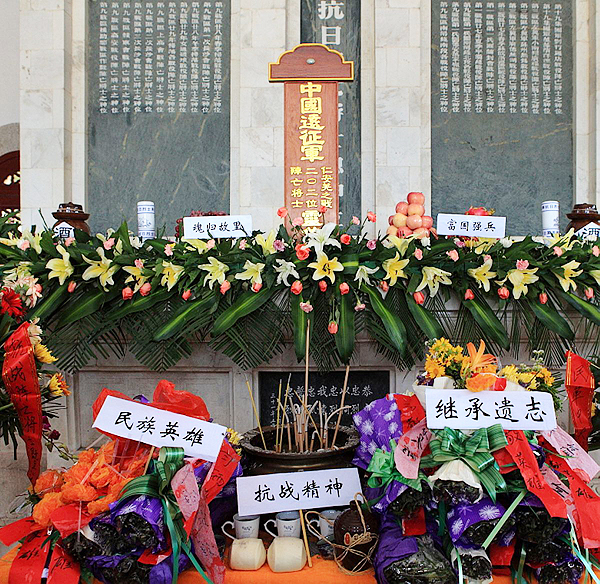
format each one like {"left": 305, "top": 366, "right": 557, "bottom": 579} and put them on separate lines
{"left": 134, "top": 259, "right": 144, "bottom": 269}
{"left": 239, "top": 239, "right": 247, "bottom": 250}
{"left": 292, "top": 217, "right": 304, "bottom": 227}
{"left": 182, "top": 289, "right": 192, "bottom": 301}
{"left": 252, "top": 282, "right": 263, "bottom": 293}
{"left": 340, "top": 234, "right": 351, "bottom": 245}
{"left": 351, "top": 216, "right": 360, "bottom": 225}
{"left": 277, "top": 207, "right": 288, "bottom": 218}
{"left": 366, "top": 239, "right": 376, "bottom": 251}
{"left": 328, "top": 321, "right": 339, "bottom": 334}
{"left": 339, "top": 282, "right": 350, "bottom": 295}
{"left": 122, "top": 287, "right": 133, "bottom": 300}
{"left": 67, "top": 281, "right": 77, "bottom": 293}
{"left": 319, "top": 281, "right": 327, "bottom": 292}
{"left": 380, "top": 281, "right": 389, "bottom": 292}
{"left": 300, "top": 301, "right": 313, "bottom": 313}
{"left": 497, "top": 286, "right": 510, "bottom": 299}
{"left": 273, "top": 239, "right": 285, "bottom": 252}
{"left": 64, "top": 237, "right": 75, "bottom": 247}
{"left": 354, "top": 302, "right": 366, "bottom": 312}
{"left": 18, "top": 240, "right": 30, "bottom": 251}
{"left": 585, "top": 288, "right": 594, "bottom": 300}
{"left": 103, "top": 238, "right": 115, "bottom": 250}
{"left": 553, "top": 246, "right": 563, "bottom": 257}
{"left": 593, "top": 245, "right": 600, "bottom": 257}
{"left": 139, "top": 283, "right": 152, "bottom": 296}
{"left": 447, "top": 249, "right": 459, "bottom": 262}
{"left": 165, "top": 244, "right": 174, "bottom": 256}
{"left": 220, "top": 280, "right": 231, "bottom": 294}
{"left": 414, "top": 249, "right": 423, "bottom": 260}
{"left": 454, "top": 238, "right": 466, "bottom": 248}
{"left": 539, "top": 292, "right": 548, "bottom": 304}
{"left": 413, "top": 291, "right": 425, "bottom": 305}
{"left": 367, "top": 211, "right": 376, "bottom": 222}
{"left": 291, "top": 280, "right": 303, "bottom": 295}
{"left": 206, "top": 239, "right": 215, "bottom": 250}
{"left": 464, "top": 289, "right": 475, "bottom": 300}
{"left": 516, "top": 259, "right": 529, "bottom": 270}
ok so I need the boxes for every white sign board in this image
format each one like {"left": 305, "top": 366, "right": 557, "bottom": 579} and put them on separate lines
{"left": 425, "top": 389, "right": 556, "bottom": 431}
{"left": 436, "top": 213, "right": 506, "bottom": 238}
{"left": 93, "top": 396, "right": 226, "bottom": 461}
{"left": 236, "top": 468, "right": 362, "bottom": 516}
{"left": 183, "top": 215, "right": 252, "bottom": 239}
{"left": 575, "top": 222, "right": 600, "bottom": 240}
{"left": 53, "top": 221, "right": 76, "bottom": 239}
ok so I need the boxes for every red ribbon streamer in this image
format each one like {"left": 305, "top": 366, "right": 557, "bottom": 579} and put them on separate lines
{"left": 565, "top": 351, "right": 595, "bottom": 450}
{"left": 503, "top": 430, "right": 567, "bottom": 518}
{"left": 546, "top": 452, "right": 600, "bottom": 548}
{"left": 47, "top": 544, "right": 81, "bottom": 584}
{"left": 2, "top": 322, "right": 43, "bottom": 484}
{"left": 8, "top": 531, "right": 51, "bottom": 584}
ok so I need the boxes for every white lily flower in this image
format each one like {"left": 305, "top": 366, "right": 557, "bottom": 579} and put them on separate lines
{"left": 499, "top": 237, "right": 513, "bottom": 248}
{"left": 274, "top": 259, "right": 299, "bottom": 286}
{"left": 304, "top": 223, "right": 341, "bottom": 253}
{"left": 354, "top": 264, "right": 378, "bottom": 286}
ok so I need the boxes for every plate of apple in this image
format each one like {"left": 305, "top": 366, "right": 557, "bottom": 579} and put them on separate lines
{"left": 387, "top": 192, "right": 434, "bottom": 239}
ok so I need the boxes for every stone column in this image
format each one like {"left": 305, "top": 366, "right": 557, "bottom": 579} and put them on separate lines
{"left": 237, "top": 0, "right": 288, "bottom": 234}
{"left": 374, "top": 0, "right": 431, "bottom": 234}
{"left": 19, "top": 0, "right": 72, "bottom": 232}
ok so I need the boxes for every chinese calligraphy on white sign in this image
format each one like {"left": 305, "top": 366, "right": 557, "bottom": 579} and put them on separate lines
{"left": 436, "top": 213, "right": 506, "bottom": 237}
{"left": 93, "top": 396, "right": 226, "bottom": 461}
{"left": 426, "top": 389, "right": 556, "bottom": 431}
{"left": 183, "top": 215, "right": 252, "bottom": 239}
{"left": 237, "top": 468, "right": 362, "bottom": 516}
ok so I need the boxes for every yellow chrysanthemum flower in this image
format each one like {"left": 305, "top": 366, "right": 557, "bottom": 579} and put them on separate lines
{"left": 48, "top": 373, "right": 70, "bottom": 397}
{"left": 34, "top": 343, "right": 57, "bottom": 364}
{"left": 425, "top": 355, "right": 446, "bottom": 379}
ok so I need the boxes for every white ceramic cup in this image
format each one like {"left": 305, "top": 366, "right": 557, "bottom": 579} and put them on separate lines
{"left": 264, "top": 511, "right": 301, "bottom": 538}
{"left": 308, "top": 509, "right": 342, "bottom": 539}
{"left": 222, "top": 514, "right": 260, "bottom": 540}
{"left": 229, "top": 538, "right": 266, "bottom": 571}
{"left": 267, "top": 537, "right": 307, "bottom": 573}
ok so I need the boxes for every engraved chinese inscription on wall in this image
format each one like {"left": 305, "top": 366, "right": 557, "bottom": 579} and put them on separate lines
{"left": 301, "top": 0, "right": 361, "bottom": 227}
{"left": 88, "top": 0, "right": 230, "bottom": 234}
{"left": 432, "top": 1, "right": 573, "bottom": 236}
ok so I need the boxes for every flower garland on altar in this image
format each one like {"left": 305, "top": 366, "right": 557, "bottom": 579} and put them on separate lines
{"left": 1, "top": 208, "right": 600, "bottom": 372}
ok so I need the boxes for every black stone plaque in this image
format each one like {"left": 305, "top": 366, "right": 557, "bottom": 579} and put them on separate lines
{"left": 87, "top": 0, "right": 230, "bottom": 234}
{"left": 258, "top": 370, "right": 390, "bottom": 428}
{"left": 301, "top": 0, "right": 361, "bottom": 227}
{"left": 431, "top": 1, "right": 573, "bottom": 235}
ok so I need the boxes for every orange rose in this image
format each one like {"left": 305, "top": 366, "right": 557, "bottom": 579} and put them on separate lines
{"left": 87, "top": 497, "right": 113, "bottom": 516}
{"left": 77, "top": 448, "right": 97, "bottom": 466}
{"left": 32, "top": 492, "right": 64, "bottom": 528}
{"left": 90, "top": 466, "right": 112, "bottom": 489}
{"left": 62, "top": 462, "right": 92, "bottom": 485}
{"left": 34, "top": 469, "right": 64, "bottom": 495}
{"left": 61, "top": 483, "right": 98, "bottom": 504}
{"left": 466, "top": 373, "right": 497, "bottom": 392}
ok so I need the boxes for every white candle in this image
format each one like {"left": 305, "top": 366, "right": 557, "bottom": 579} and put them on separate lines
{"left": 137, "top": 200, "right": 155, "bottom": 241}
{"left": 541, "top": 200, "right": 559, "bottom": 237}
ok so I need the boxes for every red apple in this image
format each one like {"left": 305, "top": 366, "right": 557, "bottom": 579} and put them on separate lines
{"left": 421, "top": 215, "right": 434, "bottom": 229}
{"left": 397, "top": 226, "right": 413, "bottom": 237}
{"left": 406, "top": 215, "right": 423, "bottom": 230}
{"left": 386, "top": 225, "right": 398, "bottom": 237}
{"left": 407, "top": 203, "right": 425, "bottom": 216}
{"left": 392, "top": 213, "right": 408, "bottom": 228}
{"left": 388, "top": 215, "right": 395, "bottom": 225}
{"left": 395, "top": 201, "right": 409, "bottom": 215}
{"left": 413, "top": 227, "right": 430, "bottom": 238}
{"left": 407, "top": 192, "right": 426, "bottom": 205}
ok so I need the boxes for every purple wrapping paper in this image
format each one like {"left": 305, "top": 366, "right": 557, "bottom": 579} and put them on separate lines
{"left": 374, "top": 514, "right": 419, "bottom": 584}
{"left": 446, "top": 498, "right": 506, "bottom": 547}
{"left": 150, "top": 552, "right": 191, "bottom": 584}
{"left": 353, "top": 398, "right": 405, "bottom": 514}
{"left": 109, "top": 494, "right": 166, "bottom": 552}
{"left": 353, "top": 398, "right": 404, "bottom": 469}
